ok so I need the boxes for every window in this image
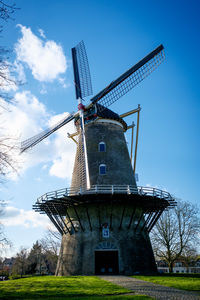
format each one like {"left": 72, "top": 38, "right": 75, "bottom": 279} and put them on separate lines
{"left": 99, "top": 164, "right": 106, "bottom": 175}
{"left": 102, "top": 223, "right": 109, "bottom": 238}
{"left": 99, "top": 142, "right": 106, "bottom": 152}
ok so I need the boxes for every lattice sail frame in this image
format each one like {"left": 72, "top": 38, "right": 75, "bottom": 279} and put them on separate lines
{"left": 72, "top": 40, "right": 93, "bottom": 99}
{"left": 71, "top": 126, "right": 87, "bottom": 190}
{"left": 91, "top": 46, "right": 165, "bottom": 110}
{"left": 20, "top": 112, "right": 75, "bottom": 152}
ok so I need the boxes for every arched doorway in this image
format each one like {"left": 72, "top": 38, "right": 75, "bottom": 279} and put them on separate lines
{"left": 95, "top": 242, "right": 119, "bottom": 275}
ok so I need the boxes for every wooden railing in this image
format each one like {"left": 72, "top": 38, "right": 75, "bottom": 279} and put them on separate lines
{"left": 37, "top": 185, "right": 173, "bottom": 203}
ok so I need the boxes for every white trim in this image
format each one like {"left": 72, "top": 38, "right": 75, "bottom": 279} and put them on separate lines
{"left": 95, "top": 249, "right": 118, "bottom": 251}
{"left": 99, "top": 164, "right": 106, "bottom": 175}
{"left": 95, "top": 242, "right": 117, "bottom": 250}
{"left": 96, "top": 118, "right": 124, "bottom": 128}
{"left": 99, "top": 142, "right": 106, "bottom": 152}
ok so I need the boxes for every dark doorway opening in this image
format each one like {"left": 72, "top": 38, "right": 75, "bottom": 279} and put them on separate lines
{"left": 95, "top": 250, "right": 119, "bottom": 275}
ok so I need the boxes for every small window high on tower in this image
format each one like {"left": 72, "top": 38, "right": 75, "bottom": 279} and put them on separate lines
{"left": 99, "top": 142, "right": 106, "bottom": 152}
{"left": 99, "top": 164, "right": 106, "bottom": 175}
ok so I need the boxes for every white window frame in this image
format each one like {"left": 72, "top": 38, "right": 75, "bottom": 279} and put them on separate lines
{"left": 99, "top": 142, "right": 106, "bottom": 152}
{"left": 99, "top": 164, "right": 106, "bottom": 175}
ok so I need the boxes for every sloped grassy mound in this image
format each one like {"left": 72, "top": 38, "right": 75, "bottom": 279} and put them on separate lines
{"left": 0, "top": 276, "right": 152, "bottom": 299}
{"left": 132, "top": 274, "right": 200, "bottom": 292}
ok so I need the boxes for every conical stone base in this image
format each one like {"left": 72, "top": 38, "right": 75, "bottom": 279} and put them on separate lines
{"left": 56, "top": 202, "right": 157, "bottom": 275}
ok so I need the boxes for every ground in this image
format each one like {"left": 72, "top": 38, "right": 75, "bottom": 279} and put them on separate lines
{"left": 0, "top": 276, "right": 152, "bottom": 299}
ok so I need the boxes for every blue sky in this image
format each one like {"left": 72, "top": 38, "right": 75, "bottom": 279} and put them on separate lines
{"left": 0, "top": 0, "right": 199, "bottom": 256}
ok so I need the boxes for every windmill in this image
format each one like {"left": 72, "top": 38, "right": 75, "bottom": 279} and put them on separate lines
{"left": 22, "top": 41, "right": 176, "bottom": 275}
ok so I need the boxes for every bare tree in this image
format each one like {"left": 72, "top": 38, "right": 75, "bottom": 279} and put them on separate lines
{"left": 12, "top": 247, "right": 28, "bottom": 277}
{"left": 179, "top": 247, "right": 198, "bottom": 272}
{"left": 26, "top": 237, "right": 60, "bottom": 275}
{"left": 39, "top": 229, "right": 61, "bottom": 274}
{"left": 41, "top": 228, "right": 61, "bottom": 253}
{"left": 0, "top": 136, "right": 19, "bottom": 182}
{"left": 0, "top": 1, "right": 18, "bottom": 253}
{"left": 26, "top": 241, "right": 44, "bottom": 275}
{"left": 150, "top": 200, "right": 200, "bottom": 273}
{"left": 0, "top": 0, "right": 19, "bottom": 177}
{"left": 0, "top": 1, "right": 18, "bottom": 99}
{"left": 0, "top": 201, "right": 11, "bottom": 253}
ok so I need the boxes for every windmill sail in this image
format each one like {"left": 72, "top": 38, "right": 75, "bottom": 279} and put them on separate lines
{"left": 72, "top": 40, "right": 93, "bottom": 99}
{"left": 71, "top": 127, "right": 87, "bottom": 190}
{"left": 72, "top": 41, "right": 92, "bottom": 189}
{"left": 90, "top": 45, "right": 165, "bottom": 109}
{"left": 21, "top": 112, "right": 76, "bottom": 152}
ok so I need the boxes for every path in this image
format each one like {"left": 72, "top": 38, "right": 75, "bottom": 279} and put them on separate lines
{"left": 99, "top": 275, "right": 200, "bottom": 300}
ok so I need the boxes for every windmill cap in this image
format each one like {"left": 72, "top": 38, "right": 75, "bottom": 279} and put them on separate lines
{"left": 96, "top": 103, "right": 127, "bottom": 131}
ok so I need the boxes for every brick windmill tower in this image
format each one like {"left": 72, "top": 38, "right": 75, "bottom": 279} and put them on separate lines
{"left": 21, "top": 41, "right": 175, "bottom": 275}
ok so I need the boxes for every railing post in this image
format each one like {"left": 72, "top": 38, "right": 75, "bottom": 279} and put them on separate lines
{"left": 127, "top": 185, "right": 131, "bottom": 194}
{"left": 95, "top": 185, "right": 98, "bottom": 193}
{"left": 112, "top": 185, "right": 114, "bottom": 194}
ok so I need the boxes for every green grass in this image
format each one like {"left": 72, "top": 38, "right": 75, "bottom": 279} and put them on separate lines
{"left": 132, "top": 273, "right": 200, "bottom": 292}
{"left": 0, "top": 276, "right": 153, "bottom": 299}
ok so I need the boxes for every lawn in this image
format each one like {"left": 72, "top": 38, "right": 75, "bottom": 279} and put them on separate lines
{"left": 132, "top": 273, "right": 200, "bottom": 292}
{"left": 0, "top": 276, "right": 153, "bottom": 299}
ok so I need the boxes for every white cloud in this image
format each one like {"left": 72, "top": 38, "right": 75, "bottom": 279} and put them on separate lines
{"left": 40, "top": 84, "right": 47, "bottom": 94}
{"left": 15, "top": 24, "right": 67, "bottom": 82}
{"left": 0, "top": 91, "right": 48, "bottom": 139}
{"left": 0, "top": 91, "right": 76, "bottom": 181}
{"left": 1, "top": 206, "right": 50, "bottom": 229}
{"left": 48, "top": 113, "right": 76, "bottom": 179}
{"left": 13, "top": 61, "right": 26, "bottom": 83}
{"left": 38, "top": 28, "right": 46, "bottom": 39}
{"left": 58, "top": 77, "right": 69, "bottom": 89}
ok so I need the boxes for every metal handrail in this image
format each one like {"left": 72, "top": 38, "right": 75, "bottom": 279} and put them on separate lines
{"left": 37, "top": 185, "right": 173, "bottom": 204}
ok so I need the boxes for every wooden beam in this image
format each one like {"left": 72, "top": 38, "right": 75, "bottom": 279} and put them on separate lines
{"left": 67, "top": 132, "right": 78, "bottom": 144}
{"left": 72, "top": 205, "right": 84, "bottom": 231}
{"left": 120, "top": 106, "right": 141, "bottom": 118}
{"left": 52, "top": 203, "right": 70, "bottom": 234}
{"left": 97, "top": 204, "right": 101, "bottom": 230}
{"left": 65, "top": 209, "right": 76, "bottom": 233}
{"left": 45, "top": 207, "right": 64, "bottom": 235}
{"left": 127, "top": 207, "right": 136, "bottom": 229}
{"left": 148, "top": 209, "right": 164, "bottom": 233}
{"left": 86, "top": 206, "right": 92, "bottom": 231}
{"left": 134, "top": 210, "right": 144, "bottom": 231}
{"left": 141, "top": 212, "right": 153, "bottom": 231}
{"left": 119, "top": 203, "right": 126, "bottom": 230}
{"left": 133, "top": 104, "right": 141, "bottom": 174}
{"left": 130, "top": 122, "right": 135, "bottom": 164}
{"left": 109, "top": 201, "right": 113, "bottom": 229}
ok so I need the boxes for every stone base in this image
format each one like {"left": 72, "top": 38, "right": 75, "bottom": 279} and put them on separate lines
{"left": 55, "top": 202, "right": 157, "bottom": 276}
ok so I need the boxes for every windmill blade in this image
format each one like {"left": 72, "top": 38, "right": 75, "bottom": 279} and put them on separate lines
{"left": 72, "top": 40, "right": 93, "bottom": 99}
{"left": 21, "top": 112, "right": 76, "bottom": 153}
{"left": 90, "top": 45, "right": 165, "bottom": 109}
